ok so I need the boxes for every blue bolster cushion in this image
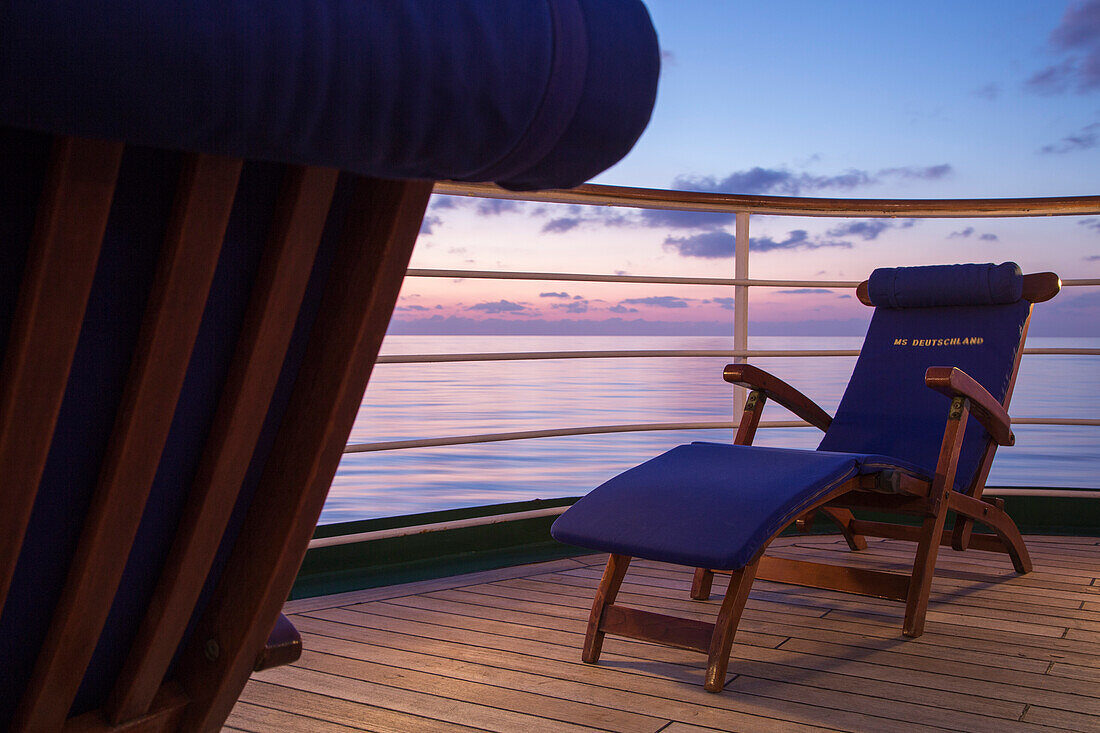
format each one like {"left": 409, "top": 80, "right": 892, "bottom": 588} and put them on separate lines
{"left": 868, "top": 263, "right": 1023, "bottom": 308}
{"left": 0, "top": 0, "right": 659, "bottom": 191}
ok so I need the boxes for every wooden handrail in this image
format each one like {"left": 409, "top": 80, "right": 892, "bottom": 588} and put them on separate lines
{"left": 434, "top": 181, "right": 1100, "bottom": 218}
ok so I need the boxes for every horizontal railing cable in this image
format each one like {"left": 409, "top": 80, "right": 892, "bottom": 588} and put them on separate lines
{"left": 307, "top": 487, "right": 1099, "bottom": 548}
{"left": 378, "top": 349, "right": 856, "bottom": 363}
{"left": 407, "top": 267, "right": 1100, "bottom": 289}
{"left": 344, "top": 417, "right": 1100, "bottom": 454}
{"left": 308, "top": 506, "right": 571, "bottom": 549}
{"left": 405, "top": 268, "right": 860, "bottom": 287}
{"left": 376, "top": 347, "right": 1098, "bottom": 364}
{"left": 344, "top": 421, "right": 741, "bottom": 453}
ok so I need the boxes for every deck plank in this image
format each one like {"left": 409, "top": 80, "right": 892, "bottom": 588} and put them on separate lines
{"left": 302, "top": 601, "right": 1099, "bottom": 719}
{"left": 225, "top": 700, "right": 363, "bottom": 732}
{"left": 287, "top": 620, "right": 910, "bottom": 732}
{"left": 228, "top": 536, "right": 1100, "bottom": 732}
{"left": 238, "top": 680, "right": 482, "bottom": 732}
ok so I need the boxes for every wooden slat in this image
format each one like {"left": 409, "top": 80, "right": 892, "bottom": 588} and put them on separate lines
{"left": 63, "top": 684, "right": 188, "bottom": 733}
{"left": 175, "top": 178, "right": 433, "bottom": 731}
{"left": 600, "top": 604, "right": 713, "bottom": 653}
{"left": 755, "top": 555, "right": 911, "bottom": 601}
{"left": 828, "top": 492, "right": 930, "bottom": 513}
{"left": 0, "top": 136, "right": 122, "bottom": 607}
{"left": 12, "top": 153, "right": 242, "bottom": 731}
{"left": 106, "top": 165, "right": 339, "bottom": 723}
{"left": 850, "top": 519, "right": 1015, "bottom": 555}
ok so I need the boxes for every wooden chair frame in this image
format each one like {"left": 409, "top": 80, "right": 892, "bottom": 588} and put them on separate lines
{"left": 580, "top": 272, "right": 1060, "bottom": 693}
{"left": 0, "top": 135, "right": 432, "bottom": 731}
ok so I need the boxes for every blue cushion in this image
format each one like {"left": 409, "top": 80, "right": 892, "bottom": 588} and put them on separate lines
{"left": 551, "top": 443, "right": 929, "bottom": 570}
{"left": 818, "top": 298, "right": 1029, "bottom": 492}
{"left": 868, "top": 263, "right": 1023, "bottom": 308}
{"left": 0, "top": 0, "right": 659, "bottom": 191}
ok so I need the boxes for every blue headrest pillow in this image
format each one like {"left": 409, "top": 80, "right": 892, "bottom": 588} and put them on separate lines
{"left": 868, "top": 263, "right": 1023, "bottom": 308}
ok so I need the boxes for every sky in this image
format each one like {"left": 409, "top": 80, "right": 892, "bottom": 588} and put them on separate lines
{"left": 392, "top": 0, "right": 1100, "bottom": 337}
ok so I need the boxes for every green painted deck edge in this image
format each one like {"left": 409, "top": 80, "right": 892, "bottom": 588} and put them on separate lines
{"left": 291, "top": 491, "right": 1100, "bottom": 599}
{"left": 293, "top": 498, "right": 581, "bottom": 599}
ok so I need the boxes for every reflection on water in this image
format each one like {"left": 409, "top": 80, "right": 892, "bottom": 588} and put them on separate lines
{"left": 322, "top": 336, "right": 1100, "bottom": 524}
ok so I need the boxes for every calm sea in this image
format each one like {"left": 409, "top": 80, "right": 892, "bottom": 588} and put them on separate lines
{"left": 321, "top": 335, "right": 1100, "bottom": 525}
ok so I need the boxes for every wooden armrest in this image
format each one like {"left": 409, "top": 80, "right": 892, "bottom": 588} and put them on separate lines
{"left": 925, "top": 367, "right": 1013, "bottom": 446}
{"left": 1022, "top": 272, "right": 1060, "bottom": 303}
{"left": 723, "top": 364, "right": 832, "bottom": 432}
{"left": 253, "top": 613, "right": 302, "bottom": 672}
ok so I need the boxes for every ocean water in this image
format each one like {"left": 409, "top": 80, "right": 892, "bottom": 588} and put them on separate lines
{"left": 321, "top": 335, "right": 1100, "bottom": 524}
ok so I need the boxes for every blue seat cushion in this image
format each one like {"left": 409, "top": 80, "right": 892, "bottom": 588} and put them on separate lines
{"left": 551, "top": 442, "right": 928, "bottom": 570}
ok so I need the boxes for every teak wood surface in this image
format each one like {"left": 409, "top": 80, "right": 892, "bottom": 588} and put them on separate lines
{"left": 1, "top": 133, "right": 433, "bottom": 732}
{"left": 226, "top": 538, "right": 1100, "bottom": 732}
{"left": 0, "top": 137, "right": 123, "bottom": 610}
{"left": 107, "top": 166, "right": 340, "bottom": 723}
{"left": 14, "top": 153, "right": 243, "bottom": 732}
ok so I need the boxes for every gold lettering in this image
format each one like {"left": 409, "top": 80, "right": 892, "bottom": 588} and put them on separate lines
{"left": 905, "top": 336, "right": 983, "bottom": 346}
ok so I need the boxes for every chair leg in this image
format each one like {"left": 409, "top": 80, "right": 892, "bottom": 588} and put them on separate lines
{"left": 704, "top": 559, "right": 759, "bottom": 692}
{"left": 690, "top": 568, "right": 714, "bottom": 600}
{"left": 948, "top": 492, "right": 1032, "bottom": 574}
{"left": 582, "top": 554, "right": 631, "bottom": 664}
{"left": 903, "top": 508, "right": 948, "bottom": 638}
{"left": 819, "top": 507, "right": 868, "bottom": 551}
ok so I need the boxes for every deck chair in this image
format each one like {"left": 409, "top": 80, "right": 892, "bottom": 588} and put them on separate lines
{"left": 0, "top": 1, "right": 658, "bottom": 729}
{"left": 552, "top": 262, "right": 1060, "bottom": 692}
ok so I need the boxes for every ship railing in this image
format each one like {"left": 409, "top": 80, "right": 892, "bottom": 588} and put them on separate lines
{"left": 317, "top": 183, "right": 1100, "bottom": 544}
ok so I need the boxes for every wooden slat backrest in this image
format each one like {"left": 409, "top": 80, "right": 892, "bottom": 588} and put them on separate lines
{"left": 11, "top": 153, "right": 243, "bottom": 731}
{"left": 106, "top": 166, "right": 340, "bottom": 723}
{"left": 173, "top": 177, "right": 433, "bottom": 731}
{"left": 0, "top": 138, "right": 123, "bottom": 608}
{"left": 1, "top": 134, "right": 433, "bottom": 730}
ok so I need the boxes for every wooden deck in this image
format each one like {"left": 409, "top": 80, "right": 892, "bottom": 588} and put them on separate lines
{"left": 225, "top": 535, "right": 1100, "bottom": 732}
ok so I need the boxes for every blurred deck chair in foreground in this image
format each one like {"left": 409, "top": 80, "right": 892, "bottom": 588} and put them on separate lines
{"left": 553, "top": 263, "right": 1060, "bottom": 692}
{"left": 0, "top": 0, "right": 658, "bottom": 729}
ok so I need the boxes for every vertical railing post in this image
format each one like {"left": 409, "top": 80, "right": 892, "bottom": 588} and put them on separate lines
{"left": 733, "top": 211, "right": 750, "bottom": 412}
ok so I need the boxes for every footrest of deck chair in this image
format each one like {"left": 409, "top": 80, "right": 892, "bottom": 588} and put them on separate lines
{"left": 551, "top": 442, "right": 928, "bottom": 570}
